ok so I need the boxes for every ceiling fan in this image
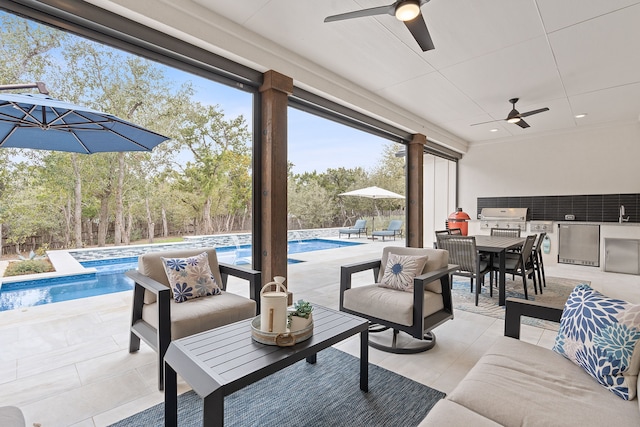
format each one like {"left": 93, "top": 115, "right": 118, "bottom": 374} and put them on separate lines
{"left": 470, "top": 98, "right": 550, "bottom": 129}
{"left": 324, "top": 0, "right": 435, "bottom": 52}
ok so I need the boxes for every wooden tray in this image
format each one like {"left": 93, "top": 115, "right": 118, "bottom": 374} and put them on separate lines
{"left": 250, "top": 316, "right": 313, "bottom": 347}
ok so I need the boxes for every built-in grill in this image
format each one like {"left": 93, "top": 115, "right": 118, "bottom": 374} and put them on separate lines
{"left": 479, "top": 208, "right": 528, "bottom": 231}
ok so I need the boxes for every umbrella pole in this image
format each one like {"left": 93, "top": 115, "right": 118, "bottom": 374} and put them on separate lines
{"left": 369, "top": 201, "right": 377, "bottom": 240}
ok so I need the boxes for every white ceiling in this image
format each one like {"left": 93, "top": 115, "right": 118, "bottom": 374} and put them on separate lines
{"left": 94, "top": 0, "right": 640, "bottom": 152}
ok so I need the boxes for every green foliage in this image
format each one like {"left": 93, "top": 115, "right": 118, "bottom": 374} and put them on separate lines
{"left": 291, "top": 300, "right": 313, "bottom": 319}
{"left": 288, "top": 178, "right": 336, "bottom": 229}
{"left": 0, "top": 12, "right": 406, "bottom": 247}
{"left": 4, "top": 259, "right": 54, "bottom": 276}
{"left": 0, "top": 13, "right": 66, "bottom": 83}
{"left": 35, "top": 244, "right": 49, "bottom": 257}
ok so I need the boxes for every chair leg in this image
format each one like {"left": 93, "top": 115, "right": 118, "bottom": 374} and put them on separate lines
{"left": 535, "top": 253, "right": 543, "bottom": 290}
{"left": 475, "top": 276, "right": 480, "bottom": 306}
{"left": 157, "top": 351, "right": 165, "bottom": 390}
{"left": 129, "top": 332, "right": 140, "bottom": 353}
{"left": 522, "top": 274, "right": 529, "bottom": 300}
{"left": 530, "top": 270, "right": 538, "bottom": 295}
{"left": 539, "top": 254, "right": 547, "bottom": 288}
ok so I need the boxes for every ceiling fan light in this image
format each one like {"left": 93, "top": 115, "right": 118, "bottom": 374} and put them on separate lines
{"left": 396, "top": 1, "right": 421, "bottom": 21}
{"left": 507, "top": 117, "right": 521, "bottom": 124}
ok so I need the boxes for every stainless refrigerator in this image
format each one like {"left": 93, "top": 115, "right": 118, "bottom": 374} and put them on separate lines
{"left": 558, "top": 223, "right": 600, "bottom": 266}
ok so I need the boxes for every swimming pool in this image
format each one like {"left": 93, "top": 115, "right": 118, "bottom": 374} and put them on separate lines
{"left": 0, "top": 238, "right": 362, "bottom": 311}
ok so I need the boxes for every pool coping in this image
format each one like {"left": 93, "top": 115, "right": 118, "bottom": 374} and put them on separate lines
{"left": 1, "top": 250, "right": 97, "bottom": 285}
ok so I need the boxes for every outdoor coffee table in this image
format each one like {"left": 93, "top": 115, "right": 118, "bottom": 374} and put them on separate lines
{"left": 163, "top": 305, "right": 369, "bottom": 427}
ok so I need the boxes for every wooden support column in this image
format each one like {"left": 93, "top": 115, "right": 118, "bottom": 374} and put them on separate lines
{"left": 259, "top": 70, "right": 293, "bottom": 290}
{"left": 406, "top": 134, "right": 426, "bottom": 248}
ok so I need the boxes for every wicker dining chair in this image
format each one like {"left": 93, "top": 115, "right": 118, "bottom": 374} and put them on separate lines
{"left": 437, "top": 235, "right": 490, "bottom": 306}
{"left": 490, "top": 228, "right": 521, "bottom": 237}
{"left": 490, "top": 234, "right": 538, "bottom": 300}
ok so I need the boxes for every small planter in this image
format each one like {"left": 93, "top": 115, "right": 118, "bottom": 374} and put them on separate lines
{"left": 289, "top": 313, "right": 313, "bottom": 332}
{"left": 288, "top": 300, "right": 314, "bottom": 332}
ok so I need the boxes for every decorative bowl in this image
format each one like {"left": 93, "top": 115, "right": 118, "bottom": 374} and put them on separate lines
{"left": 250, "top": 315, "right": 313, "bottom": 347}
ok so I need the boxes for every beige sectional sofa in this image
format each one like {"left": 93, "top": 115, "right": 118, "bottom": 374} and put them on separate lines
{"left": 0, "top": 406, "right": 25, "bottom": 427}
{"left": 421, "top": 297, "right": 640, "bottom": 426}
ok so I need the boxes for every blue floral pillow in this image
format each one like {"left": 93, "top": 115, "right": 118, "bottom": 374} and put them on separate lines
{"left": 379, "top": 254, "right": 428, "bottom": 292}
{"left": 161, "top": 252, "right": 221, "bottom": 303}
{"left": 553, "top": 284, "right": 640, "bottom": 400}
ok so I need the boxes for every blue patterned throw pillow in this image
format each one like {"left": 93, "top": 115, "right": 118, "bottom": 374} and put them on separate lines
{"left": 161, "top": 252, "right": 221, "bottom": 303}
{"left": 378, "top": 253, "right": 428, "bottom": 292}
{"left": 553, "top": 284, "right": 640, "bottom": 400}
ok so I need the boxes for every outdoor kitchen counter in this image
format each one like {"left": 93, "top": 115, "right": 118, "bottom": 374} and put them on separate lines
{"left": 467, "top": 221, "right": 640, "bottom": 273}
{"left": 556, "top": 221, "right": 640, "bottom": 226}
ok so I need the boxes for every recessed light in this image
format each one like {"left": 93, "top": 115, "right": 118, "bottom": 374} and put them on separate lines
{"left": 489, "top": 128, "right": 499, "bottom": 132}
{"left": 575, "top": 113, "right": 587, "bottom": 118}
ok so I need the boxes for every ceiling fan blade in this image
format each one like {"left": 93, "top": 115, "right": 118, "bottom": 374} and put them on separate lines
{"left": 518, "top": 107, "right": 550, "bottom": 118}
{"left": 515, "top": 119, "right": 530, "bottom": 129}
{"left": 403, "top": 13, "right": 435, "bottom": 51}
{"left": 324, "top": 5, "right": 394, "bottom": 23}
{"left": 470, "top": 119, "right": 501, "bottom": 126}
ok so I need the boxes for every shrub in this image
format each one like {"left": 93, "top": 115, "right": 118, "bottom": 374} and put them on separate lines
{"left": 4, "top": 259, "right": 55, "bottom": 276}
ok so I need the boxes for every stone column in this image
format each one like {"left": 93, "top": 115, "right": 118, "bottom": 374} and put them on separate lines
{"left": 259, "top": 70, "right": 293, "bottom": 291}
{"left": 406, "top": 134, "right": 426, "bottom": 248}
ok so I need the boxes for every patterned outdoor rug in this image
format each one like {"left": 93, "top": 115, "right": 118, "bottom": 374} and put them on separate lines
{"left": 452, "top": 275, "right": 590, "bottom": 330}
{"left": 109, "top": 347, "right": 445, "bottom": 427}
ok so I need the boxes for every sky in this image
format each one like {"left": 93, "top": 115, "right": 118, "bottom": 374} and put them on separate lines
{"left": 166, "top": 67, "right": 390, "bottom": 175}
{"left": 2, "top": 9, "right": 392, "bottom": 175}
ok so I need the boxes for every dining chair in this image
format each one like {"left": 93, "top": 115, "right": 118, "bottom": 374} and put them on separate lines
{"left": 490, "top": 234, "right": 538, "bottom": 300}
{"left": 434, "top": 229, "right": 450, "bottom": 248}
{"left": 533, "top": 232, "right": 547, "bottom": 288}
{"left": 436, "top": 235, "right": 490, "bottom": 306}
{"left": 490, "top": 228, "right": 521, "bottom": 237}
{"left": 491, "top": 228, "right": 522, "bottom": 257}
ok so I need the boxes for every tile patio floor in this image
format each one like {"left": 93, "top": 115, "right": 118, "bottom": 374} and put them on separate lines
{"left": 1, "top": 237, "right": 639, "bottom": 426}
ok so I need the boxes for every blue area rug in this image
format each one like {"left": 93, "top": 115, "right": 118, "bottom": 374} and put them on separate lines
{"left": 109, "top": 347, "right": 444, "bottom": 427}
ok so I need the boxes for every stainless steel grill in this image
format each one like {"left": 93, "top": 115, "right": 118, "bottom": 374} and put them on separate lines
{"left": 479, "top": 208, "right": 528, "bottom": 230}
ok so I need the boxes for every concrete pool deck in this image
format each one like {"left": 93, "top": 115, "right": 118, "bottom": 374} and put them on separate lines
{"left": 2, "top": 235, "right": 640, "bottom": 425}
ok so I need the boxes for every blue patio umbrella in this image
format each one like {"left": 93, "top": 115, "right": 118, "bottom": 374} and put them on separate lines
{"left": 0, "top": 91, "right": 169, "bottom": 154}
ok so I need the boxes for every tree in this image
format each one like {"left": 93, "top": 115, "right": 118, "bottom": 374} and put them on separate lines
{"left": 0, "top": 13, "right": 65, "bottom": 83}
{"left": 0, "top": 161, "right": 66, "bottom": 252}
{"left": 288, "top": 177, "right": 335, "bottom": 229}
{"left": 11, "top": 37, "right": 194, "bottom": 247}
{"left": 171, "top": 103, "right": 252, "bottom": 234}
{"left": 320, "top": 167, "right": 368, "bottom": 226}
{"left": 369, "top": 142, "right": 406, "bottom": 215}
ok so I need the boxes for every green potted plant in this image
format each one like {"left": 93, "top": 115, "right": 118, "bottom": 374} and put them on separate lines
{"left": 288, "top": 300, "right": 313, "bottom": 331}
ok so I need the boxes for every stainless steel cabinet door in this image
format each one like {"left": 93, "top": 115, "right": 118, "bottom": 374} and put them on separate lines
{"left": 605, "top": 238, "right": 640, "bottom": 275}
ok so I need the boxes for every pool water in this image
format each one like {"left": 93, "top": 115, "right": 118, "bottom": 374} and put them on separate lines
{"left": 0, "top": 238, "right": 362, "bottom": 311}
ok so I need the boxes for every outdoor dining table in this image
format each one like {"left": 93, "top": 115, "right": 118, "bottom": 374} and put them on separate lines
{"left": 472, "top": 235, "right": 526, "bottom": 306}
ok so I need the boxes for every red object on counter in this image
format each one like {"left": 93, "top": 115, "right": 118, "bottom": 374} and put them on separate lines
{"left": 447, "top": 208, "right": 471, "bottom": 235}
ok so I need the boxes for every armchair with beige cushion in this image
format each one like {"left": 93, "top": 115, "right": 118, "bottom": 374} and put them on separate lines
{"left": 126, "top": 248, "right": 261, "bottom": 389}
{"left": 339, "top": 247, "right": 457, "bottom": 354}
